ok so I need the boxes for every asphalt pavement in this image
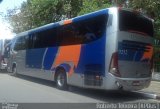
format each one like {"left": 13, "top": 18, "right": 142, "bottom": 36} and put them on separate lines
{"left": 0, "top": 71, "right": 159, "bottom": 109}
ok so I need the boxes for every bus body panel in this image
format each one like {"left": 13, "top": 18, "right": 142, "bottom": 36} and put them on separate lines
{"left": 105, "top": 8, "right": 153, "bottom": 91}
{"left": 104, "top": 8, "right": 120, "bottom": 90}
{"left": 8, "top": 7, "right": 153, "bottom": 91}
{"left": 118, "top": 31, "right": 153, "bottom": 78}
{"left": 66, "top": 9, "right": 108, "bottom": 87}
{"left": 9, "top": 9, "right": 109, "bottom": 89}
{"left": 112, "top": 9, "right": 154, "bottom": 90}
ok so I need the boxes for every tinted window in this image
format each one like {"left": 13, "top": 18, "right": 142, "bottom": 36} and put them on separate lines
{"left": 34, "top": 28, "right": 58, "bottom": 48}
{"left": 119, "top": 10, "right": 153, "bottom": 37}
{"left": 14, "top": 36, "right": 26, "bottom": 50}
{"left": 58, "top": 14, "right": 108, "bottom": 46}
{"left": 16, "top": 14, "right": 108, "bottom": 49}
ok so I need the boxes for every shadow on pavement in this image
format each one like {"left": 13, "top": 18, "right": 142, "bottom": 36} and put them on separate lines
{"left": 0, "top": 69, "right": 8, "bottom": 73}
{"left": 10, "top": 73, "right": 151, "bottom": 103}
{"left": 68, "top": 87, "right": 150, "bottom": 103}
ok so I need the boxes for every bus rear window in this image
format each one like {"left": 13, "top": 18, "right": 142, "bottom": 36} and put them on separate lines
{"left": 119, "top": 10, "right": 153, "bottom": 37}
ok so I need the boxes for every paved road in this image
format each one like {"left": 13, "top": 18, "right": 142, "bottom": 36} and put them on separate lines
{"left": 0, "top": 72, "right": 159, "bottom": 109}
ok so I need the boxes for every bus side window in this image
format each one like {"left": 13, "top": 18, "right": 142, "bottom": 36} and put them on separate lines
{"left": 32, "top": 27, "right": 58, "bottom": 49}
{"left": 14, "top": 37, "right": 26, "bottom": 51}
{"left": 58, "top": 14, "right": 108, "bottom": 46}
{"left": 58, "top": 24, "right": 84, "bottom": 46}
{"left": 25, "top": 35, "right": 30, "bottom": 49}
{"left": 32, "top": 33, "right": 40, "bottom": 49}
{"left": 28, "top": 34, "right": 36, "bottom": 49}
{"left": 14, "top": 39, "right": 19, "bottom": 51}
{"left": 75, "top": 14, "right": 108, "bottom": 44}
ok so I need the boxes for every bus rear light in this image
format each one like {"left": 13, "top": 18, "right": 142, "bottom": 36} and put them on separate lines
{"left": 109, "top": 52, "right": 121, "bottom": 77}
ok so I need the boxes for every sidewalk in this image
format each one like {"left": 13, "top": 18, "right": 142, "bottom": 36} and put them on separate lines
{"left": 142, "top": 72, "right": 160, "bottom": 96}
{"left": 152, "top": 72, "right": 160, "bottom": 82}
{"left": 142, "top": 81, "right": 160, "bottom": 96}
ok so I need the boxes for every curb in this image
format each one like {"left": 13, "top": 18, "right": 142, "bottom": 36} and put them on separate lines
{"left": 134, "top": 91, "right": 160, "bottom": 100}
{"left": 151, "top": 79, "right": 160, "bottom": 82}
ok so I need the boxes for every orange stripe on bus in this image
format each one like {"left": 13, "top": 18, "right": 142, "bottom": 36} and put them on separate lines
{"left": 52, "top": 45, "right": 81, "bottom": 76}
{"left": 63, "top": 19, "right": 72, "bottom": 25}
{"left": 141, "top": 46, "right": 153, "bottom": 61}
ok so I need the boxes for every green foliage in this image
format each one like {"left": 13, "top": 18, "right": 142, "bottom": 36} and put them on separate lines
{"left": 129, "top": 0, "right": 160, "bottom": 38}
{"left": 6, "top": 0, "right": 111, "bottom": 33}
{"left": 78, "top": 0, "right": 111, "bottom": 15}
{"left": 7, "top": 0, "right": 82, "bottom": 33}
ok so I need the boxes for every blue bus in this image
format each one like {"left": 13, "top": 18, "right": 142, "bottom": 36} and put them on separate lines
{"left": 8, "top": 7, "right": 154, "bottom": 91}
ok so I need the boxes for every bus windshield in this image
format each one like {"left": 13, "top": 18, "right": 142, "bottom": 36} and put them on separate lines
{"left": 119, "top": 10, "right": 153, "bottom": 37}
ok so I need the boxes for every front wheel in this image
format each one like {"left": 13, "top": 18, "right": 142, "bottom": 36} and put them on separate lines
{"left": 56, "top": 69, "right": 68, "bottom": 90}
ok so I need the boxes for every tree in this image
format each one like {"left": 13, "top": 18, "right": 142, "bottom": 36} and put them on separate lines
{"left": 110, "top": 0, "right": 126, "bottom": 7}
{"left": 6, "top": 0, "right": 112, "bottom": 33}
{"left": 128, "top": 0, "right": 160, "bottom": 38}
{"left": 78, "top": 0, "right": 111, "bottom": 15}
{"left": 7, "top": 0, "right": 82, "bottom": 33}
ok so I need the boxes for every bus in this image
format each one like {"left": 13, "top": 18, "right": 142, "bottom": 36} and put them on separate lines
{"left": 7, "top": 7, "right": 154, "bottom": 91}
{"left": 0, "top": 39, "right": 11, "bottom": 70}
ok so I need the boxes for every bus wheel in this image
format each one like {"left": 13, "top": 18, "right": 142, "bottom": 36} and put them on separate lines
{"left": 12, "top": 66, "right": 17, "bottom": 76}
{"left": 55, "top": 69, "right": 68, "bottom": 90}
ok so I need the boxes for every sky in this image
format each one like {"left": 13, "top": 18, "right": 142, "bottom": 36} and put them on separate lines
{"left": 0, "top": 0, "right": 26, "bottom": 39}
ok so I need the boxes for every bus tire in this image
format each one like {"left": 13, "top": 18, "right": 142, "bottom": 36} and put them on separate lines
{"left": 12, "top": 65, "right": 17, "bottom": 76}
{"left": 55, "top": 69, "right": 68, "bottom": 90}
